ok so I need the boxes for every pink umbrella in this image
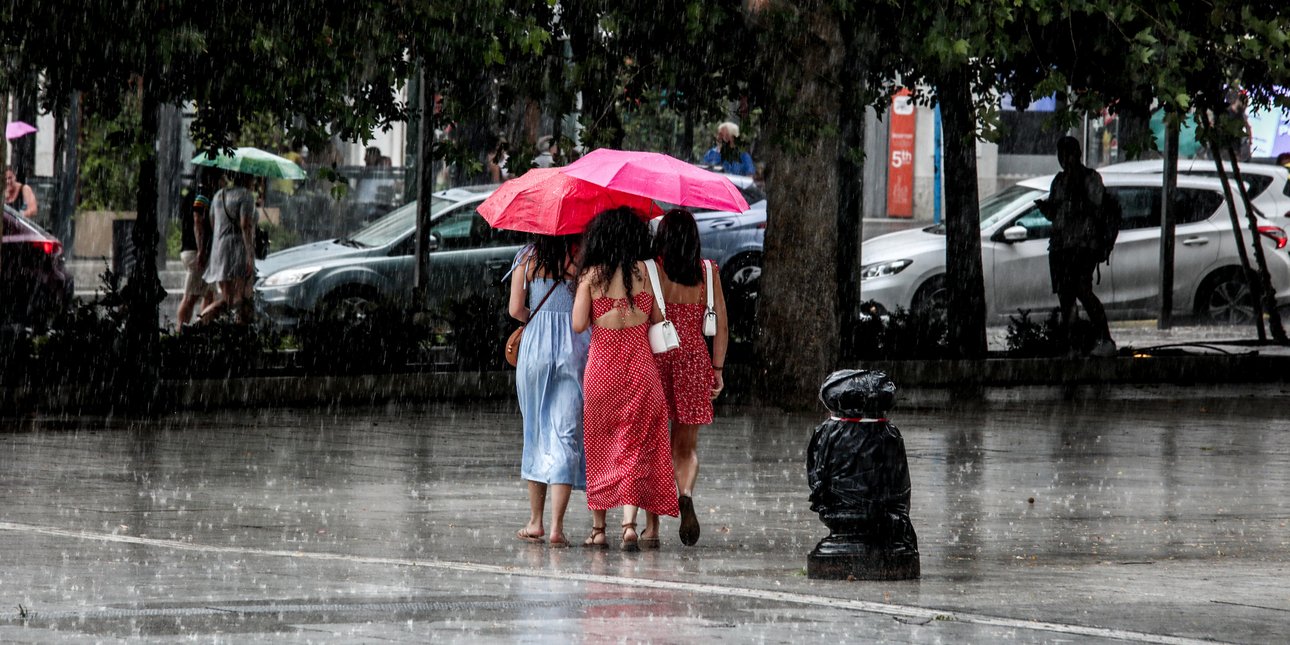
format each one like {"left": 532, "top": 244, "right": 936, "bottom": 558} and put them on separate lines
{"left": 5, "top": 121, "right": 37, "bottom": 140}
{"left": 477, "top": 168, "right": 663, "bottom": 235}
{"left": 560, "top": 149, "right": 750, "bottom": 213}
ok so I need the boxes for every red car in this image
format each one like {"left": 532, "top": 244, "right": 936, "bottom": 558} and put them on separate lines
{"left": 2, "top": 206, "right": 72, "bottom": 327}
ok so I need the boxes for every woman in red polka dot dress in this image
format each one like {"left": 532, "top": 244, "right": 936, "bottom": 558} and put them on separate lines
{"left": 642, "top": 210, "right": 729, "bottom": 548}
{"left": 572, "top": 208, "right": 680, "bottom": 551}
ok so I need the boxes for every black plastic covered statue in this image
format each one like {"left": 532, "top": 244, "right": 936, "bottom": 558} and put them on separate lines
{"left": 806, "top": 369, "right": 920, "bottom": 580}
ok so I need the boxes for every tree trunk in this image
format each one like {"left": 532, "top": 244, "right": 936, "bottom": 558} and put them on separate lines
{"left": 50, "top": 91, "right": 81, "bottom": 250}
{"left": 156, "top": 103, "right": 184, "bottom": 264}
{"left": 1158, "top": 116, "right": 1178, "bottom": 329}
{"left": 414, "top": 66, "right": 435, "bottom": 306}
{"left": 121, "top": 84, "right": 167, "bottom": 406}
{"left": 754, "top": 1, "right": 843, "bottom": 408}
{"left": 936, "top": 67, "right": 987, "bottom": 358}
{"left": 563, "top": 1, "right": 622, "bottom": 151}
{"left": 1201, "top": 111, "right": 1264, "bottom": 340}
{"left": 836, "top": 4, "right": 871, "bottom": 360}
{"left": 1229, "top": 153, "right": 1287, "bottom": 342}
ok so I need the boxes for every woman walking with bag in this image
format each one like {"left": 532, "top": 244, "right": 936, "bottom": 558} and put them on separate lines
{"left": 642, "top": 209, "right": 729, "bottom": 547}
{"left": 572, "top": 208, "right": 679, "bottom": 551}
{"left": 508, "top": 234, "right": 589, "bottom": 548}
{"left": 200, "top": 171, "right": 258, "bottom": 325}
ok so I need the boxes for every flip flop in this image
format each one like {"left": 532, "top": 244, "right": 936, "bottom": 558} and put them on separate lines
{"left": 516, "top": 528, "right": 544, "bottom": 544}
{"left": 548, "top": 534, "right": 571, "bottom": 549}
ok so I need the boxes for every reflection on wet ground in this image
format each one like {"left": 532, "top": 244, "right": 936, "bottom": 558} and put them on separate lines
{"left": 1, "top": 396, "right": 1287, "bottom": 643}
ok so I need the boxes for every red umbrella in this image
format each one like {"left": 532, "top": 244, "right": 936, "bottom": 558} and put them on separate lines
{"left": 560, "top": 149, "right": 750, "bottom": 213}
{"left": 477, "top": 168, "right": 662, "bottom": 235}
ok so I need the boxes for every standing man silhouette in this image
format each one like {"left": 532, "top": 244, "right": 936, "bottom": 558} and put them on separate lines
{"left": 1036, "top": 136, "right": 1117, "bottom": 357}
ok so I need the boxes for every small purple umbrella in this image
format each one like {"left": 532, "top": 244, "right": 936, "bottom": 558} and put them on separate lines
{"left": 5, "top": 121, "right": 37, "bottom": 140}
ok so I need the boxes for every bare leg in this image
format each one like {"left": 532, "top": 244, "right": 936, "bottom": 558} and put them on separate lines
{"left": 621, "top": 505, "right": 639, "bottom": 548}
{"left": 584, "top": 508, "right": 608, "bottom": 547}
{"left": 671, "top": 423, "right": 700, "bottom": 497}
{"left": 176, "top": 295, "right": 198, "bottom": 330}
{"left": 549, "top": 484, "right": 571, "bottom": 544}
{"left": 523, "top": 480, "right": 546, "bottom": 539}
{"left": 233, "top": 278, "right": 252, "bottom": 325}
{"left": 198, "top": 281, "right": 234, "bottom": 323}
{"left": 642, "top": 511, "right": 659, "bottom": 541}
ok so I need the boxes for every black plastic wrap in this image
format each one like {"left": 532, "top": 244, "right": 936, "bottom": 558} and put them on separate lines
{"left": 807, "top": 370, "right": 918, "bottom": 553}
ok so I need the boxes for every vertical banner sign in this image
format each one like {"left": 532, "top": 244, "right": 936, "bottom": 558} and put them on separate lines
{"left": 887, "top": 89, "right": 916, "bottom": 218}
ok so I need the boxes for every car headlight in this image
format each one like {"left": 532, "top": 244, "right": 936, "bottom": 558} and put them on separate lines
{"left": 261, "top": 266, "right": 322, "bottom": 287}
{"left": 859, "top": 259, "right": 912, "bottom": 281}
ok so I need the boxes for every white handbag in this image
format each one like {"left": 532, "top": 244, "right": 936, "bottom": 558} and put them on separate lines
{"left": 644, "top": 259, "right": 681, "bottom": 354}
{"left": 703, "top": 260, "right": 718, "bottom": 337}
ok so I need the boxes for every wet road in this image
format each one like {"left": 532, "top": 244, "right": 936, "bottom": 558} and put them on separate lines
{"left": 1, "top": 396, "right": 1288, "bottom": 643}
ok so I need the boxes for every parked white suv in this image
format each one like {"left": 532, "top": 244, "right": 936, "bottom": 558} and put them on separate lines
{"left": 859, "top": 173, "right": 1290, "bottom": 324}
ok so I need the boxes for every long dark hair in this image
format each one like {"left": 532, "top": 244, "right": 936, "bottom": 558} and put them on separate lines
{"left": 654, "top": 209, "right": 703, "bottom": 286}
{"left": 580, "top": 207, "right": 652, "bottom": 304}
{"left": 528, "top": 233, "right": 579, "bottom": 286}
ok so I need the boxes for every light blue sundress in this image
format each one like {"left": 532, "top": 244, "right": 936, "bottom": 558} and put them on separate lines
{"left": 517, "top": 276, "right": 591, "bottom": 488}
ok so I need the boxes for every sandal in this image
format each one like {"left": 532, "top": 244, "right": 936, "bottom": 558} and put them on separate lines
{"left": 548, "top": 533, "right": 570, "bottom": 549}
{"left": 516, "top": 528, "right": 544, "bottom": 544}
{"left": 638, "top": 534, "right": 661, "bottom": 549}
{"left": 620, "top": 522, "right": 640, "bottom": 552}
{"left": 581, "top": 525, "right": 608, "bottom": 549}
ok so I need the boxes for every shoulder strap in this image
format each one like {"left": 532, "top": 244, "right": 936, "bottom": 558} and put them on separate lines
{"left": 222, "top": 191, "right": 236, "bottom": 224}
{"left": 704, "top": 260, "right": 714, "bottom": 310}
{"left": 644, "top": 259, "right": 668, "bottom": 321}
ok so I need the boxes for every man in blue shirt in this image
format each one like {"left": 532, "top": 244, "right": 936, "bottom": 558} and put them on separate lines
{"left": 702, "top": 122, "right": 755, "bottom": 176}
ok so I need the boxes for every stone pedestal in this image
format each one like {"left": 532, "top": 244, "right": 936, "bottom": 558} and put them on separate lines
{"left": 807, "top": 535, "right": 920, "bottom": 580}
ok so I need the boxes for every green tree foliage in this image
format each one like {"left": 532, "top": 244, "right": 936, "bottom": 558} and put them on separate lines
{"left": 0, "top": 1, "right": 416, "bottom": 398}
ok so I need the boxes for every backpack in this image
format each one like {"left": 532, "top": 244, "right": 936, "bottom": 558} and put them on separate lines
{"left": 1095, "top": 189, "right": 1122, "bottom": 263}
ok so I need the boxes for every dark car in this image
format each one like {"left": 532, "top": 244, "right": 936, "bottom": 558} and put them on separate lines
{"left": 2, "top": 205, "right": 73, "bottom": 327}
{"left": 255, "top": 185, "right": 523, "bottom": 326}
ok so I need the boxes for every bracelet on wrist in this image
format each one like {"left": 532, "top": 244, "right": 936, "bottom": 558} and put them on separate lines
{"left": 712, "top": 365, "right": 723, "bottom": 371}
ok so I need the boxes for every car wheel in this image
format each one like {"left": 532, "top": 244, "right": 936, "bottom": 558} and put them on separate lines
{"left": 1196, "top": 269, "right": 1255, "bottom": 325}
{"left": 319, "top": 288, "right": 380, "bottom": 322}
{"left": 911, "top": 275, "right": 947, "bottom": 314}
{"left": 722, "top": 253, "right": 761, "bottom": 338}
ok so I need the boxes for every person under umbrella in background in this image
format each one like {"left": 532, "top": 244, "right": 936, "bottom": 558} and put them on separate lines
{"left": 509, "top": 233, "right": 590, "bottom": 548}
{"left": 199, "top": 171, "right": 258, "bottom": 325}
{"left": 641, "top": 209, "right": 729, "bottom": 548}
{"left": 572, "top": 208, "right": 679, "bottom": 550}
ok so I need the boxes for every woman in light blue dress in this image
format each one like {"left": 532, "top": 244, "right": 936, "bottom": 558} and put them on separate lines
{"left": 508, "top": 234, "right": 590, "bottom": 547}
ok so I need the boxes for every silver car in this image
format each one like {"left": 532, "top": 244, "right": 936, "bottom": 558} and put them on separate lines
{"left": 256, "top": 185, "right": 524, "bottom": 325}
{"left": 859, "top": 173, "right": 1290, "bottom": 324}
{"left": 1100, "top": 160, "right": 1290, "bottom": 218}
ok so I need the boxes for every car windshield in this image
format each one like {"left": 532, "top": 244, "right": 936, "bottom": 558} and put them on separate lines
{"left": 924, "top": 184, "right": 1046, "bottom": 235}
{"left": 347, "top": 197, "right": 452, "bottom": 247}
{"left": 980, "top": 185, "right": 1046, "bottom": 229}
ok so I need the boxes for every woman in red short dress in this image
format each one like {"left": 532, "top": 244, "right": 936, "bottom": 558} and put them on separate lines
{"left": 642, "top": 210, "right": 729, "bottom": 548}
{"left": 572, "top": 208, "right": 680, "bottom": 551}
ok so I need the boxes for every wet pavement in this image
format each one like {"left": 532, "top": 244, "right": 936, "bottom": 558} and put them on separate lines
{"left": 1, "top": 397, "right": 1288, "bottom": 643}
